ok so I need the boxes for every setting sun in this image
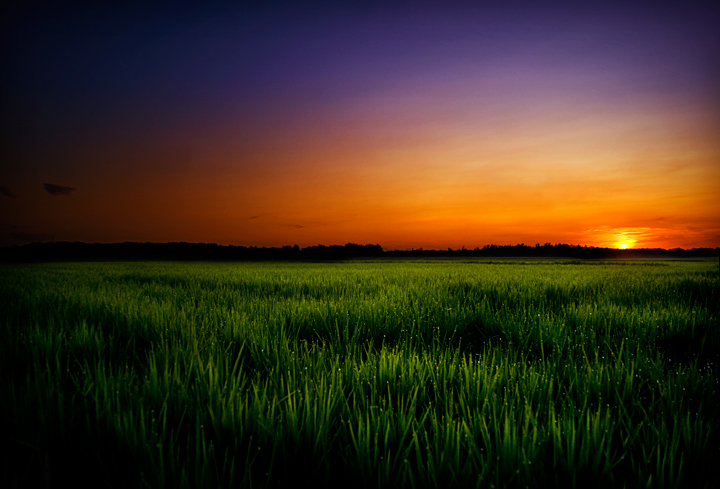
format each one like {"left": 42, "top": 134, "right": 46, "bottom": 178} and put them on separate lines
{"left": 620, "top": 243, "right": 629, "bottom": 249}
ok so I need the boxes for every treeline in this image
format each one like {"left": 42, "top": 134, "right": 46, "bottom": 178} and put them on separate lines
{"left": 0, "top": 241, "right": 383, "bottom": 261}
{"left": 386, "top": 243, "right": 720, "bottom": 259}
{"left": 0, "top": 240, "right": 718, "bottom": 261}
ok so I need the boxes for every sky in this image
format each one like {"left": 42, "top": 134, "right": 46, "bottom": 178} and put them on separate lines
{"left": 1, "top": 1, "right": 719, "bottom": 250}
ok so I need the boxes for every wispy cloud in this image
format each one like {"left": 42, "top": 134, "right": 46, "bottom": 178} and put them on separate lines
{"left": 6, "top": 232, "right": 53, "bottom": 242}
{"left": 1, "top": 225, "right": 57, "bottom": 244}
{"left": 43, "top": 183, "right": 75, "bottom": 195}
{"left": 585, "top": 225, "right": 719, "bottom": 249}
{"left": 248, "top": 215, "right": 261, "bottom": 219}
{"left": 0, "top": 186, "right": 17, "bottom": 198}
{"left": 289, "top": 221, "right": 329, "bottom": 229}
{"left": 2, "top": 226, "right": 53, "bottom": 242}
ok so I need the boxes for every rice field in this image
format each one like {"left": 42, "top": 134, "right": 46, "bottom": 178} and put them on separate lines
{"left": 1, "top": 259, "right": 718, "bottom": 488}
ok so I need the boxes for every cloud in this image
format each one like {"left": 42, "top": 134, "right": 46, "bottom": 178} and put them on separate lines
{"left": 248, "top": 215, "right": 261, "bottom": 219}
{"left": 584, "top": 224, "right": 719, "bottom": 249}
{"left": 5, "top": 232, "right": 53, "bottom": 242}
{"left": 0, "top": 186, "right": 17, "bottom": 198}
{"left": 279, "top": 221, "right": 328, "bottom": 229}
{"left": 43, "top": 183, "right": 75, "bottom": 195}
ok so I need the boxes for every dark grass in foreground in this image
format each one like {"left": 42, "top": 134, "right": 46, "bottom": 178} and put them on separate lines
{"left": 1, "top": 260, "right": 718, "bottom": 488}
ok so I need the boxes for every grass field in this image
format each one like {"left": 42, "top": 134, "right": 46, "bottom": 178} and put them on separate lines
{"left": 1, "top": 259, "right": 718, "bottom": 488}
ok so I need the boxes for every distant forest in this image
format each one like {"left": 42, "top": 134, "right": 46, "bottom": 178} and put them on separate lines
{"left": 1, "top": 241, "right": 718, "bottom": 261}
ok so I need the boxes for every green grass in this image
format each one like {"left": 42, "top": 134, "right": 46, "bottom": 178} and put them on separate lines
{"left": 1, "top": 259, "right": 718, "bottom": 488}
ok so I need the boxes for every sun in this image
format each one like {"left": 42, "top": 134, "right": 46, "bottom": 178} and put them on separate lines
{"left": 615, "top": 236, "right": 637, "bottom": 250}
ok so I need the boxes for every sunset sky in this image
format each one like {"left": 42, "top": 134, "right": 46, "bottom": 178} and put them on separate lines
{"left": 1, "top": 2, "right": 719, "bottom": 250}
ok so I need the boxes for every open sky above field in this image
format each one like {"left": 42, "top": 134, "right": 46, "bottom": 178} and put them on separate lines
{"left": 1, "top": 1, "right": 719, "bottom": 250}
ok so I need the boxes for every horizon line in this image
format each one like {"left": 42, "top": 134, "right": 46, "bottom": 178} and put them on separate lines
{"left": 3, "top": 240, "right": 720, "bottom": 252}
